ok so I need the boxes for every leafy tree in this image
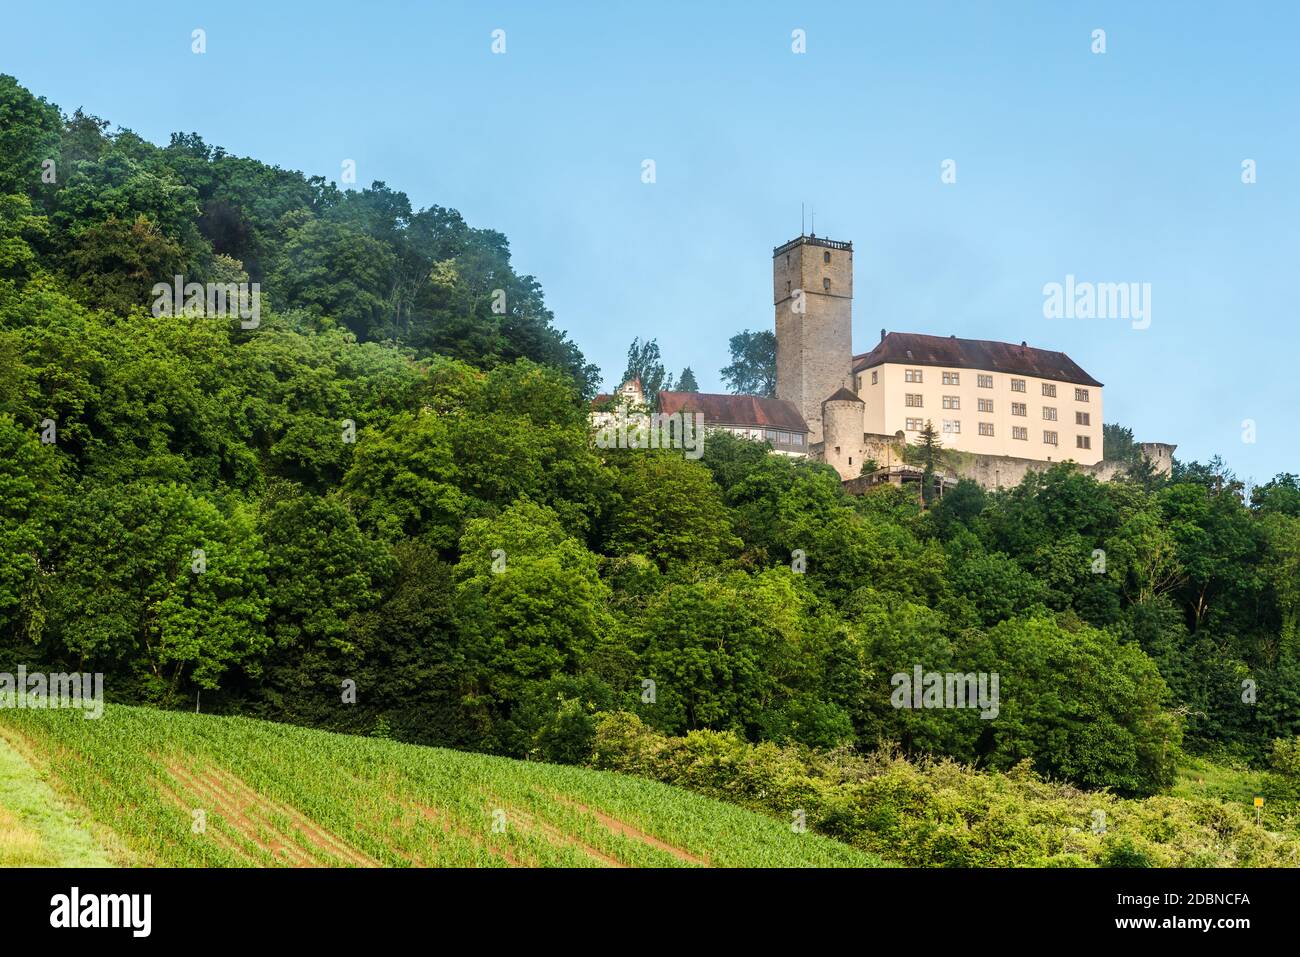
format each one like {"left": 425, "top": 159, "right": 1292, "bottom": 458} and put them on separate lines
{"left": 430, "top": 359, "right": 614, "bottom": 540}
{"left": 342, "top": 409, "right": 469, "bottom": 547}
{"left": 847, "top": 596, "right": 977, "bottom": 755}
{"left": 48, "top": 481, "right": 270, "bottom": 694}
{"left": 621, "top": 337, "right": 671, "bottom": 404}
{"left": 1157, "top": 481, "right": 1262, "bottom": 629}
{"left": 1253, "top": 474, "right": 1300, "bottom": 517}
{"left": 0, "top": 193, "right": 50, "bottom": 283}
{"left": 350, "top": 541, "right": 483, "bottom": 745}
{"left": 0, "top": 75, "right": 62, "bottom": 197}
{"left": 1261, "top": 512, "right": 1300, "bottom": 658}
{"left": 944, "top": 545, "right": 1047, "bottom": 627}
{"left": 978, "top": 616, "right": 1183, "bottom": 796}
{"left": 1172, "top": 455, "right": 1241, "bottom": 496}
{"left": 267, "top": 213, "right": 395, "bottom": 339}
{"left": 719, "top": 329, "right": 775, "bottom": 397}
{"left": 1103, "top": 422, "right": 1140, "bottom": 463}
{"left": 51, "top": 138, "right": 205, "bottom": 278}
{"left": 66, "top": 214, "right": 186, "bottom": 314}
{"left": 605, "top": 452, "right": 742, "bottom": 572}
{"left": 0, "top": 414, "right": 60, "bottom": 641}
{"left": 676, "top": 366, "right": 699, "bottom": 392}
{"left": 794, "top": 507, "right": 948, "bottom": 607}
{"left": 259, "top": 491, "right": 394, "bottom": 654}
{"left": 724, "top": 453, "right": 847, "bottom": 560}
{"left": 635, "top": 572, "right": 820, "bottom": 737}
{"left": 1103, "top": 423, "right": 1162, "bottom": 487}
{"left": 928, "top": 478, "right": 986, "bottom": 537}
{"left": 452, "top": 499, "right": 612, "bottom": 751}
{"left": 1108, "top": 507, "right": 1184, "bottom": 606}
{"left": 698, "top": 428, "right": 775, "bottom": 495}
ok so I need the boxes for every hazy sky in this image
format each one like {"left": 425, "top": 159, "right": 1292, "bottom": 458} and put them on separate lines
{"left": 4, "top": 1, "right": 1297, "bottom": 480}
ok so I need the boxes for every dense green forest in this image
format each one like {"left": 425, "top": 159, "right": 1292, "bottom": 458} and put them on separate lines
{"left": 3, "top": 73, "right": 1299, "bottom": 830}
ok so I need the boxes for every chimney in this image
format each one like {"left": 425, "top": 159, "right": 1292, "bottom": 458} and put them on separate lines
{"left": 880, "top": 328, "right": 886, "bottom": 342}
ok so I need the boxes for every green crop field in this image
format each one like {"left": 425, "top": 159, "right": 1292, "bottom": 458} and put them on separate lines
{"left": 0, "top": 704, "right": 880, "bottom": 868}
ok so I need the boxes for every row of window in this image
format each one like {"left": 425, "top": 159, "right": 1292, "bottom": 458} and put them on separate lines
{"left": 890, "top": 368, "right": 1090, "bottom": 402}
{"left": 903, "top": 394, "right": 1090, "bottom": 425}
{"left": 903, "top": 418, "right": 1092, "bottom": 449}
{"left": 726, "top": 426, "right": 805, "bottom": 447}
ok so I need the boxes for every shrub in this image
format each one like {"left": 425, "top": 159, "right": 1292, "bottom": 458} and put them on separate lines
{"left": 590, "top": 712, "right": 1300, "bottom": 867}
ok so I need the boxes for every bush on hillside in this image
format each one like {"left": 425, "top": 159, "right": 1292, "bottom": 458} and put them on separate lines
{"left": 590, "top": 712, "right": 1299, "bottom": 867}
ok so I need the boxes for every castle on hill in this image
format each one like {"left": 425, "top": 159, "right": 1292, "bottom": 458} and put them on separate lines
{"left": 594, "top": 233, "right": 1174, "bottom": 490}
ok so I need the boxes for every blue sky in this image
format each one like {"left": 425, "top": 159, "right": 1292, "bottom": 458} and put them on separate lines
{"left": 4, "top": 1, "right": 1297, "bottom": 480}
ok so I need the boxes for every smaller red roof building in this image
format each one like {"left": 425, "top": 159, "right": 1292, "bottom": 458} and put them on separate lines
{"left": 656, "top": 391, "right": 809, "bottom": 434}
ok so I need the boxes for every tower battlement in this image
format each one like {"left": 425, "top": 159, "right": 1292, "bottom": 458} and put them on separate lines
{"left": 772, "top": 235, "right": 853, "bottom": 257}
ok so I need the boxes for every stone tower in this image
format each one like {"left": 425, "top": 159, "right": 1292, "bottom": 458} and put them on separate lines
{"left": 821, "top": 387, "right": 866, "bottom": 480}
{"left": 773, "top": 235, "right": 854, "bottom": 444}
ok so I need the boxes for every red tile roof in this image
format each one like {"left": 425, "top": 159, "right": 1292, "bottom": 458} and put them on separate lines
{"left": 853, "top": 332, "right": 1103, "bottom": 387}
{"left": 657, "top": 391, "right": 809, "bottom": 433}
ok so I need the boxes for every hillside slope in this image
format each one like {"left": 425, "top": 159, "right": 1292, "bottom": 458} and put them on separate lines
{"left": 0, "top": 705, "right": 878, "bottom": 868}
{"left": 0, "top": 735, "right": 117, "bottom": 866}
